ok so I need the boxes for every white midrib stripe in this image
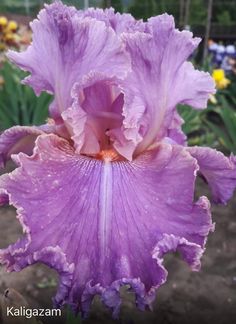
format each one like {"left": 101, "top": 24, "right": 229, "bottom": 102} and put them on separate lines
{"left": 99, "top": 160, "right": 112, "bottom": 267}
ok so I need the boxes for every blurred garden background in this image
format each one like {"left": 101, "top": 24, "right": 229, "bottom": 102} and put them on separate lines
{"left": 0, "top": 1, "right": 236, "bottom": 324}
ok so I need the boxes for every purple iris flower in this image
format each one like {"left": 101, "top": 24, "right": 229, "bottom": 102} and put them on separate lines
{"left": 0, "top": 1, "right": 236, "bottom": 318}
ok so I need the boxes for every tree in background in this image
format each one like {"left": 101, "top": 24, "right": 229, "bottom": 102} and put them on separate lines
{"left": 129, "top": 0, "right": 236, "bottom": 27}
{"left": 216, "top": 10, "right": 232, "bottom": 26}
{"left": 129, "top": 0, "right": 158, "bottom": 21}
{"left": 213, "top": 0, "right": 236, "bottom": 25}
{"left": 129, "top": 0, "right": 204, "bottom": 24}
{"left": 203, "top": 0, "right": 213, "bottom": 60}
{"left": 188, "top": 0, "right": 207, "bottom": 25}
{"left": 102, "top": 0, "right": 123, "bottom": 12}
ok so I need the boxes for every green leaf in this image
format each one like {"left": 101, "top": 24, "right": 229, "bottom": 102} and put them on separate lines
{"left": 0, "top": 62, "right": 51, "bottom": 129}
{"left": 66, "top": 306, "right": 82, "bottom": 324}
{"left": 204, "top": 119, "right": 235, "bottom": 153}
{"left": 216, "top": 97, "right": 236, "bottom": 147}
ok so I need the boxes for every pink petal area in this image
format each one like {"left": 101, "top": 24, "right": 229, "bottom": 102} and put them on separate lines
{"left": 7, "top": 2, "right": 130, "bottom": 120}
{"left": 0, "top": 124, "right": 56, "bottom": 167}
{"left": 62, "top": 73, "right": 124, "bottom": 155}
{"left": 187, "top": 146, "right": 236, "bottom": 204}
{"left": 0, "top": 135, "right": 213, "bottom": 317}
{"left": 117, "top": 14, "right": 215, "bottom": 158}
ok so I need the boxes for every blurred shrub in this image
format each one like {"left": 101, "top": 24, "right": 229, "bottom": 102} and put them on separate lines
{"left": 102, "top": 0, "right": 123, "bottom": 12}
{"left": 178, "top": 104, "right": 218, "bottom": 148}
{"left": 66, "top": 306, "right": 82, "bottom": 324}
{"left": 0, "top": 61, "right": 51, "bottom": 130}
{"left": 216, "top": 10, "right": 232, "bottom": 26}
{"left": 205, "top": 96, "right": 236, "bottom": 154}
{"left": 0, "top": 0, "right": 41, "bottom": 16}
{"left": 179, "top": 80, "right": 236, "bottom": 155}
{"left": 0, "top": 0, "right": 105, "bottom": 15}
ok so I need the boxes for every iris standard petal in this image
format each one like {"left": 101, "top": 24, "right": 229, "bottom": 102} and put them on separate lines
{"left": 117, "top": 14, "right": 215, "bottom": 158}
{"left": 62, "top": 73, "right": 124, "bottom": 155}
{"left": 78, "top": 7, "right": 145, "bottom": 33}
{"left": 0, "top": 134, "right": 213, "bottom": 316}
{"left": 7, "top": 2, "right": 130, "bottom": 119}
{"left": 187, "top": 146, "right": 236, "bottom": 204}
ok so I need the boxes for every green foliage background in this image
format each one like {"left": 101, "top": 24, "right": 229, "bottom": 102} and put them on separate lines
{"left": 0, "top": 62, "right": 52, "bottom": 130}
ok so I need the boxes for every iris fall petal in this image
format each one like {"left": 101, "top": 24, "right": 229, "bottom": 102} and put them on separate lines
{"left": 0, "top": 134, "right": 213, "bottom": 316}
{"left": 187, "top": 146, "right": 236, "bottom": 204}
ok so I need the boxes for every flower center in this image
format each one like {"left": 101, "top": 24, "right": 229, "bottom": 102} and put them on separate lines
{"left": 95, "top": 149, "right": 123, "bottom": 162}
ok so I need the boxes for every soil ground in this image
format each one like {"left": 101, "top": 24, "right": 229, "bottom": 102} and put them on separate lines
{"left": 0, "top": 167, "right": 235, "bottom": 324}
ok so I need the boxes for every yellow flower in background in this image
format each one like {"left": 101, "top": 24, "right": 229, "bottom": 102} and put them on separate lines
{"left": 212, "top": 69, "right": 231, "bottom": 89}
{"left": 6, "top": 20, "right": 18, "bottom": 32}
{"left": 0, "top": 18, "right": 19, "bottom": 49}
{"left": 0, "top": 43, "right": 6, "bottom": 51}
{"left": 0, "top": 16, "right": 31, "bottom": 52}
{"left": 0, "top": 16, "right": 8, "bottom": 28}
{"left": 4, "top": 32, "right": 15, "bottom": 42}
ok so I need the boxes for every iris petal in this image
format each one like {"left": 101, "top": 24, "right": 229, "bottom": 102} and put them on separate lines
{"left": 187, "top": 146, "right": 236, "bottom": 204}
{"left": 117, "top": 14, "right": 215, "bottom": 158}
{"left": 0, "top": 134, "right": 213, "bottom": 316}
{"left": 0, "top": 125, "right": 55, "bottom": 167}
{"left": 1, "top": 3, "right": 235, "bottom": 320}
{"left": 166, "top": 111, "right": 187, "bottom": 145}
{"left": 62, "top": 73, "right": 124, "bottom": 155}
{"left": 78, "top": 7, "right": 145, "bottom": 33}
{"left": 7, "top": 1, "right": 130, "bottom": 120}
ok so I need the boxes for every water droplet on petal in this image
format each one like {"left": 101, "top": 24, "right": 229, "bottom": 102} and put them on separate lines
{"left": 52, "top": 180, "right": 59, "bottom": 187}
